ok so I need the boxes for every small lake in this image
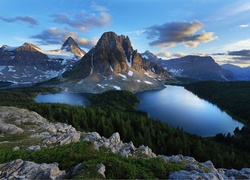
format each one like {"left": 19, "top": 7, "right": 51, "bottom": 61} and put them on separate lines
{"left": 136, "top": 85, "right": 243, "bottom": 136}
{"left": 34, "top": 85, "right": 244, "bottom": 136}
{"left": 34, "top": 92, "right": 91, "bottom": 106}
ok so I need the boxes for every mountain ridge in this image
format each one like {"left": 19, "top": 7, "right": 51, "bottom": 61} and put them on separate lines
{"left": 0, "top": 37, "right": 85, "bottom": 83}
{"left": 142, "top": 51, "right": 234, "bottom": 81}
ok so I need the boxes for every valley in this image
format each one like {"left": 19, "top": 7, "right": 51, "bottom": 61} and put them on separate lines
{"left": 0, "top": 31, "right": 250, "bottom": 179}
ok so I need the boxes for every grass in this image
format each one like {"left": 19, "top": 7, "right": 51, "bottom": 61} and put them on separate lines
{"left": 0, "top": 140, "right": 183, "bottom": 179}
{"left": 0, "top": 132, "right": 43, "bottom": 150}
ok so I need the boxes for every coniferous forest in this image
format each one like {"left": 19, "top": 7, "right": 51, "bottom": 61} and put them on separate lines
{"left": 0, "top": 84, "right": 250, "bottom": 170}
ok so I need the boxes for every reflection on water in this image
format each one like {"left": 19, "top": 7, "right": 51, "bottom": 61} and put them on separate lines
{"left": 34, "top": 86, "right": 244, "bottom": 137}
{"left": 34, "top": 92, "right": 90, "bottom": 106}
{"left": 136, "top": 85, "right": 243, "bottom": 137}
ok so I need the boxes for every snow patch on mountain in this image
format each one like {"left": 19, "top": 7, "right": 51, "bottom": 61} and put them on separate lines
{"left": 113, "top": 86, "right": 121, "bottom": 90}
{"left": 128, "top": 70, "right": 133, "bottom": 76}
{"left": 144, "top": 81, "right": 153, "bottom": 84}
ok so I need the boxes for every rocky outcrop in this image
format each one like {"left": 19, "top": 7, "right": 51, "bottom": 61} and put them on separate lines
{"left": 0, "top": 106, "right": 48, "bottom": 134}
{"left": 82, "top": 131, "right": 156, "bottom": 158}
{"left": 96, "top": 163, "right": 106, "bottom": 178}
{"left": 1, "top": 106, "right": 250, "bottom": 179}
{"left": 0, "top": 159, "right": 66, "bottom": 179}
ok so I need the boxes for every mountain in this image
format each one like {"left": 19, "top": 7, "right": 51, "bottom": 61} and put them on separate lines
{"left": 221, "top": 64, "right": 250, "bottom": 80}
{"left": 141, "top": 50, "right": 161, "bottom": 62}
{"left": 0, "top": 37, "right": 85, "bottom": 84}
{"left": 60, "top": 37, "right": 85, "bottom": 59}
{"left": 142, "top": 52, "right": 233, "bottom": 81}
{"left": 51, "top": 31, "right": 171, "bottom": 92}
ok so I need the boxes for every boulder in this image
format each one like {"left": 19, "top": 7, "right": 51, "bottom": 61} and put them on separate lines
{"left": 26, "top": 145, "right": 41, "bottom": 151}
{"left": 97, "top": 163, "right": 106, "bottom": 178}
{"left": 0, "top": 159, "right": 66, "bottom": 179}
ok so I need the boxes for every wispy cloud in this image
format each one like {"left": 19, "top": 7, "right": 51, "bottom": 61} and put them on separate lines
{"left": 172, "top": 52, "right": 187, "bottom": 58}
{"left": 235, "top": 24, "right": 250, "bottom": 29}
{"left": 145, "top": 20, "right": 217, "bottom": 49}
{"left": 155, "top": 52, "right": 171, "bottom": 58}
{"left": 206, "top": 1, "right": 250, "bottom": 22}
{"left": 0, "top": 16, "right": 38, "bottom": 26}
{"left": 91, "top": 2, "right": 108, "bottom": 11}
{"left": 50, "top": 10, "right": 111, "bottom": 32}
{"left": 30, "top": 28, "right": 97, "bottom": 49}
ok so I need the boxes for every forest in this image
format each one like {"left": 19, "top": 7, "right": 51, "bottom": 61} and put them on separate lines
{"left": 0, "top": 85, "right": 249, "bottom": 169}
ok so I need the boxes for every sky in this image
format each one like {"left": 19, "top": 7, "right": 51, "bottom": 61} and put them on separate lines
{"left": 1, "top": 0, "right": 250, "bottom": 67}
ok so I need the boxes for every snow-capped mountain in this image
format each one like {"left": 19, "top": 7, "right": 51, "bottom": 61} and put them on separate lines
{"left": 0, "top": 37, "right": 85, "bottom": 84}
{"left": 48, "top": 32, "right": 171, "bottom": 93}
{"left": 141, "top": 50, "right": 160, "bottom": 62}
{"left": 142, "top": 51, "right": 233, "bottom": 81}
{"left": 60, "top": 37, "right": 85, "bottom": 58}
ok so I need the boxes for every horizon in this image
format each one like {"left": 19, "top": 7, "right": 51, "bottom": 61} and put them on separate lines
{"left": 1, "top": 0, "right": 250, "bottom": 67}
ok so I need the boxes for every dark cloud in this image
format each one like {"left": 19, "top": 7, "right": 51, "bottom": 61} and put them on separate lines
{"left": 212, "top": 53, "right": 226, "bottom": 55}
{"left": 50, "top": 11, "right": 110, "bottom": 32}
{"left": 228, "top": 49, "right": 250, "bottom": 57}
{"left": 145, "top": 20, "right": 217, "bottom": 48}
{"left": 0, "top": 16, "right": 38, "bottom": 25}
{"left": 30, "top": 28, "right": 96, "bottom": 49}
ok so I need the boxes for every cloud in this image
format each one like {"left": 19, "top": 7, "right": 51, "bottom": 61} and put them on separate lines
{"left": 172, "top": 52, "right": 187, "bottom": 58}
{"left": 0, "top": 16, "right": 38, "bottom": 26}
{"left": 155, "top": 52, "right": 171, "bottom": 58}
{"left": 211, "top": 52, "right": 226, "bottom": 56}
{"left": 227, "top": 49, "right": 250, "bottom": 61}
{"left": 91, "top": 2, "right": 108, "bottom": 11}
{"left": 50, "top": 11, "right": 111, "bottom": 32}
{"left": 237, "top": 24, "right": 249, "bottom": 29}
{"left": 30, "top": 28, "right": 97, "bottom": 49}
{"left": 145, "top": 20, "right": 217, "bottom": 48}
{"left": 228, "top": 49, "right": 250, "bottom": 57}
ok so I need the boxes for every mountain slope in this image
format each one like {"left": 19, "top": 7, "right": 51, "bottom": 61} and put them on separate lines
{"left": 53, "top": 32, "right": 171, "bottom": 92}
{"left": 142, "top": 51, "right": 233, "bottom": 81}
{"left": 221, "top": 64, "right": 250, "bottom": 80}
{"left": 60, "top": 37, "right": 85, "bottom": 59}
{"left": 0, "top": 37, "right": 85, "bottom": 83}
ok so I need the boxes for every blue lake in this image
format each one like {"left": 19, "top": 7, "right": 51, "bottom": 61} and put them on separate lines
{"left": 136, "top": 85, "right": 243, "bottom": 136}
{"left": 34, "top": 85, "right": 243, "bottom": 136}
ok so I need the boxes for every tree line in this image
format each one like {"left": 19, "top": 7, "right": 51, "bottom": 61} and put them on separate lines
{"left": 0, "top": 87, "right": 249, "bottom": 169}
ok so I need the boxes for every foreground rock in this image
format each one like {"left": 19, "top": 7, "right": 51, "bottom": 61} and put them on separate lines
{"left": 82, "top": 131, "right": 156, "bottom": 158}
{"left": 0, "top": 159, "right": 66, "bottom": 179}
{"left": 0, "top": 106, "right": 48, "bottom": 134}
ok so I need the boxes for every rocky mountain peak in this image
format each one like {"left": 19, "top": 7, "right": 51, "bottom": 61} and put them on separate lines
{"left": 16, "top": 42, "right": 41, "bottom": 52}
{"left": 141, "top": 50, "right": 160, "bottom": 62}
{"left": 61, "top": 37, "right": 85, "bottom": 58}
{"left": 58, "top": 31, "right": 171, "bottom": 92}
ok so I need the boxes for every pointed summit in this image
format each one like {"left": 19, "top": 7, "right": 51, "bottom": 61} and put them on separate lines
{"left": 58, "top": 31, "right": 171, "bottom": 93}
{"left": 16, "top": 42, "right": 42, "bottom": 52}
{"left": 61, "top": 37, "right": 85, "bottom": 58}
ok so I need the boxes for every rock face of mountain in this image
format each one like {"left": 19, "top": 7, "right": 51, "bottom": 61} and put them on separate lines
{"left": 55, "top": 32, "right": 171, "bottom": 93}
{"left": 141, "top": 50, "right": 161, "bottom": 62}
{"left": 143, "top": 52, "right": 233, "bottom": 81}
{"left": 0, "top": 37, "right": 85, "bottom": 84}
{"left": 61, "top": 37, "right": 85, "bottom": 59}
{"left": 221, "top": 64, "right": 250, "bottom": 81}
